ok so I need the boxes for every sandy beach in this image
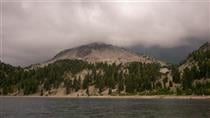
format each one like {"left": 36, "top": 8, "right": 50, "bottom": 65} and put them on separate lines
{"left": 1, "top": 95, "right": 210, "bottom": 99}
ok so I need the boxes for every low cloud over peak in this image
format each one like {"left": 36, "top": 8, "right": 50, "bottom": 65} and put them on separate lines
{"left": 1, "top": 0, "right": 209, "bottom": 66}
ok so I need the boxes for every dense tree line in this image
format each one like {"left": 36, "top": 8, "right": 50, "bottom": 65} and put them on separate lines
{"left": 0, "top": 48, "right": 210, "bottom": 96}
{"left": 0, "top": 60, "right": 161, "bottom": 95}
{"left": 181, "top": 52, "right": 210, "bottom": 95}
{"left": 178, "top": 43, "right": 210, "bottom": 95}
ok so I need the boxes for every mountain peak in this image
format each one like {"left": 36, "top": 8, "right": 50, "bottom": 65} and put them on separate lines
{"left": 78, "top": 42, "right": 113, "bottom": 50}
{"left": 49, "top": 42, "right": 163, "bottom": 64}
{"left": 86, "top": 42, "right": 111, "bottom": 46}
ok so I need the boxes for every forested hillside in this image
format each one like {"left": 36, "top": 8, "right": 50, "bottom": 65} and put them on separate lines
{"left": 0, "top": 42, "right": 210, "bottom": 96}
{"left": 179, "top": 42, "right": 210, "bottom": 95}
{"left": 0, "top": 60, "right": 162, "bottom": 96}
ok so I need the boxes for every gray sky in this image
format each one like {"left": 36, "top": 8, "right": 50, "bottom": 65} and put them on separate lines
{"left": 1, "top": 0, "right": 210, "bottom": 66}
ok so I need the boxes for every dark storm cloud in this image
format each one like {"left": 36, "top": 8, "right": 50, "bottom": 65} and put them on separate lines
{"left": 0, "top": 0, "right": 209, "bottom": 66}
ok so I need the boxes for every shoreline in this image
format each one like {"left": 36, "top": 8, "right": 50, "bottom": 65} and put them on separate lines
{"left": 1, "top": 95, "right": 210, "bottom": 99}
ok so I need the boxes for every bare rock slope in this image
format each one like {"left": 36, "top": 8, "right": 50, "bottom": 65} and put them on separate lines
{"left": 49, "top": 42, "right": 164, "bottom": 65}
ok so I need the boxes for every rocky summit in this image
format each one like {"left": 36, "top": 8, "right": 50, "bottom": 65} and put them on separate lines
{"left": 49, "top": 42, "right": 162, "bottom": 64}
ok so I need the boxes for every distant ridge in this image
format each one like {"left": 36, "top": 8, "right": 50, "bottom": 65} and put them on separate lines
{"left": 199, "top": 42, "right": 210, "bottom": 51}
{"left": 179, "top": 42, "right": 210, "bottom": 71}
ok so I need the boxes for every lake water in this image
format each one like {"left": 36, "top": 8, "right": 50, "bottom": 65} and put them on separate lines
{"left": 0, "top": 97, "right": 210, "bottom": 118}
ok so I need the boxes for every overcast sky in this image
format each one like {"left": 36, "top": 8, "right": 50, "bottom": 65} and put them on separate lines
{"left": 0, "top": 0, "right": 210, "bottom": 66}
